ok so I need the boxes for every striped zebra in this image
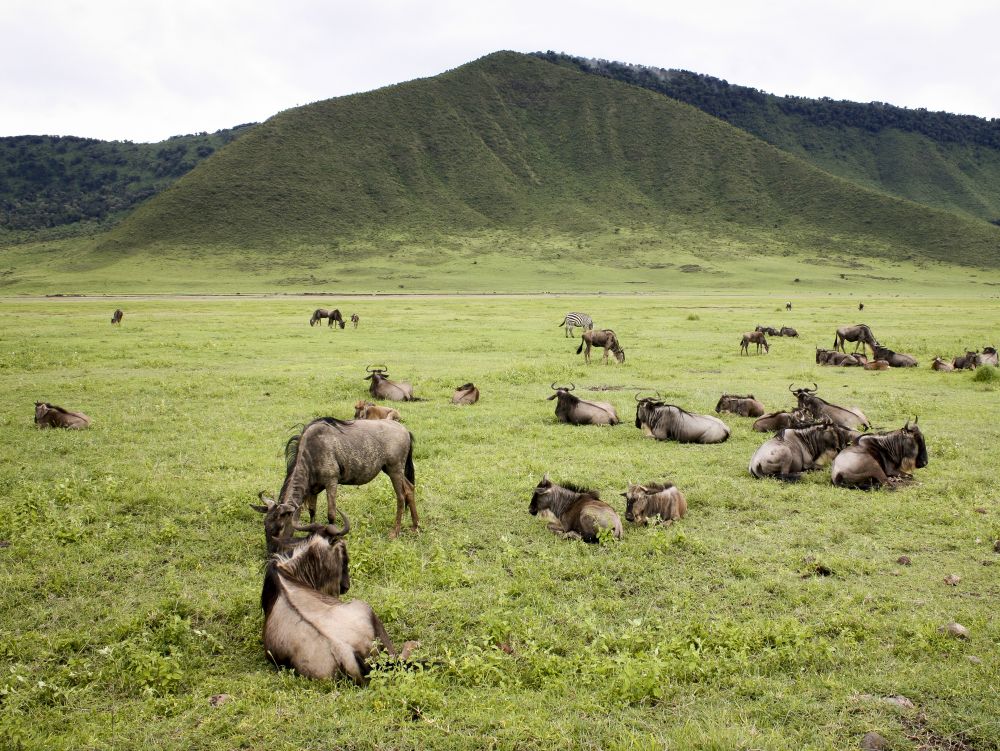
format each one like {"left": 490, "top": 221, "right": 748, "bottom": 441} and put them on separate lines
{"left": 558, "top": 312, "right": 594, "bottom": 338}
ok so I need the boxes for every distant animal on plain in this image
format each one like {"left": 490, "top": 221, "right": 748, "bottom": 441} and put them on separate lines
{"left": 111, "top": 309, "right": 123, "bottom": 325}
{"left": 309, "top": 308, "right": 345, "bottom": 328}
{"left": 577, "top": 329, "right": 625, "bottom": 364}
{"left": 34, "top": 402, "right": 91, "bottom": 429}
{"left": 786, "top": 302, "right": 792, "bottom": 311}
{"left": 740, "top": 331, "right": 769, "bottom": 355}
{"left": 859, "top": 303, "right": 864, "bottom": 311}
{"left": 351, "top": 313, "right": 360, "bottom": 328}
{"left": 529, "top": 474, "right": 622, "bottom": 543}
{"left": 558, "top": 312, "right": 593, "bottom": 338}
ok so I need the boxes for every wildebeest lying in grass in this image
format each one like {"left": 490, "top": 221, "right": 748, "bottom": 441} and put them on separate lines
{"left": 621, "top": 482, "right": 687, "bottom": 524}
{"left": 932, "top": 357, "right": 955, "bottom": 372}
{"left": 715, "top": 394, "right": 765, "bottom": 417}
{"left": 779, "top": 326, "right": 798, "bottom": 337}
{"left": 749, "top": 422, "right": 858, "bottom": 481}
{"left": 529, "top": 474, "right": 622, "bottom": 542}
{"left": 451, "top": 383, "right": 480, "bottom": 405}
{"left": 261, "top": 520, "right": 418, "bottom": 682}
{"left": 791, "top": 384, "right": 869, "bottom": 430}
{"left": 353, "top": 400, "right": 401, "bottom": 421}
{"left": 952, "top": 350, "right": 982, "bottom": 370}
{"left": 34, "top": 402, "right": 91, "bottom": 429}
{"left": 755, "top": 325, "right": 779, "bottom": 336}
{"left": 752, "top": 409, "right": 812, "bottom": 432}
{"left": 863, "top": 358, "right": 891, "bottom": 370}
{"left": 739, "top": 331, "right": 769, "bottom": 355}
{"left": 816, "top": 348, "right": 864, "bottom": 367}
{"left": 635, "top": 395, "right": 730, "bottom": 443}
{"left": 365, "top": 365, "right": 415, "bottom": 401}
{"left": 831, "top": 419, "right": 927, "bottom": 489}
{"left": 548, "top": 383, "right": 619, "bottom": 425}
{"left": 577, "top": 329, "right": 625, "bottom": 364}
{"left": 872, "top": 345, "right": 918, "bottom": 368}
{"left": 252, "top": 417, "right": 417, "bottom": 551}
{"left": 981, "top": 346, "right": 998, "bottom": 366}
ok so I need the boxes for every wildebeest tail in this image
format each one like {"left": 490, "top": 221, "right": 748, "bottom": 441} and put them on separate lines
{"left": 405, "top": 432, "right": 415, "bottom": 485}
{"left": 576, "top": 340, "right": 584, "bottom": 354}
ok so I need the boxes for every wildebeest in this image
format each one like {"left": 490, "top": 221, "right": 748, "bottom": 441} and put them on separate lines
{"left": 859, "top": 303, "right": 864, "bottom": 311}
{"left": 931, "top": 357, "right": 955, "bottom": 372}
{"left": 755, "top": 325, "right": 780, "bottom": 336}
{"left": 353, "top": 400, "right": 401, "bottom": 421}
{"left": 34, "top": 402, "right": 91, "bottom": 429}
{"left": 529, "top": 475, "right": 622, "bottom": 542}
{"left": 831, "top": 419, "right": 927, "bottom": 489}
{"left": 621, "top": 482, "right": 687, "bottom": 525}
{"left": 790, "top": 384, "right": 869, "bottom": 429}
{"left": 752, "top": 409, "right": 812, "bottom": 432}
{"left": 350, "top": 313, "right": 360, "bottom": 329}
{"left": 833, "top": 324, "right": 878, "bottom": 354}
{"left": 635, "top": 396, "right": 730, "bottom": 443}
{"left": 111, "top": 309, "right": 123, "bottom": 325}
{"left": 261, "top": 522, "right": 417, "bottom": 682}
{"left": 451, "top": 383, "right": 480, "bottom": 405}
{"left": 786, "top": 302, "right": 792, "bottom": 311}
{"left": 715, "top": 394, "right": 765, "bottom": 418}
{"left": 872, "top": 345, "right": 918, "bottom": 368}
{"left": 558, "top": 312, "right": 594, "bottom": 338}
{"left": 740, "top": 331, "right": 769, "bottom": 355}
{"left": 365, "top": 365, "right": 415, "bottom": 401}
{"left": 577, "top": 329, "right": 625, "bottom": 364}
{"left": 251, "top": 417, "right": 417, "bottom": 549}
{"left": 816, "top": 348, "right": 863, "bottom": 367}
{"left": 749, "top": 422, "right": 858, "bottom": 481}
{"left": 951, "top": 350, "right": 981, "bottom": 370}
{"left": 309, "top": 308, "right": 346, "bottom": 328}
{"left": 779, "top": 326, "right": 798, "bottom": 337}
{"left": 547, "top": 383, "right": 619, "bottom": 426}
{"left": 981, "top": 346, "right": 998, "bottom": 366}
{"left": 864, "top": 359, "right": 891, "bottom": 371}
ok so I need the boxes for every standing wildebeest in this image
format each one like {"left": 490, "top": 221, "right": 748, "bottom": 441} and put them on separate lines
{"left": 529, "top": 475, "right": 622, "bottom": 542}
{"left": 353, "top": 400, "right": 401, "bottom": 421}
{"left": 791, "top": 384, "right": 870, "bottom": 429}
{"left": 309, "top": 309, "right": 346, "bottom": 328}
{"left": 350, "top": 313, "right": 360, "bottom": 329}
{"left": 833, "top": 324, "right": 878, "bottom": 354}
{"left": 451, "top": 383, "right": 480, "bottom": 405}
{"left": 859, "top": 303, "right": 864, "bottom": 311}
{"left": 831, "top": 419, "right": 927, "bottom": 489}
{"left": 577, "top": 329, "right": 625, "bottom": 364}
{"left": 365, "top": 366, "right": 415, "bottom": 401}
{"left": 749, "top": 423, "right": 858, "bottom": 481}
{"left": 547, "top": 384, "right": 619, "bottom": 426}
{"left": 931, "top": 357, "right": 955, "bottom": 372}
{"left": 34, "top": 402, "right": 91, "bottom": 429}
{"left": 752, "top": 409, "right": 812, "bottom": 432}
{"left": 872, "top": 345, "right": 918, "bottom": 368}
{"left": 980, "top": 346, "right": 998, "bottom": 366}
{"left": 740, "top": 331, "right": 769, "bottom": 355}
{"left": 786, "top": 302, "right": 792, "bottom": 311}
{"left": 111, "top": 309, "right": 124, "bottom": 325}
{"left": 558, "top": 312, "right": 594, "bottom": 338}
{"left": 251, "top": 417, "right": 417, "bottom": 549}
{"left": 635, "top": 396, "right": 730, "bottom": 444}
{"left": 621, "top": 482, "right": 687, "bottom": 525}
{"left": 779, "top": 326, "right": 798, "bottom": 337}
{"left": 261, "top": 522, "right": 418, "bottom": 682}
{"left": 951, "top": 351, "right": 981, "bottom": 370}
{"left": 715, "top": 394, "right": 765, "bottom": 418}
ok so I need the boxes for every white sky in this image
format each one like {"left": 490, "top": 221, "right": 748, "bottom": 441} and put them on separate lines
{"left": 3, "top": 0, "right": 998, "bottom": 143}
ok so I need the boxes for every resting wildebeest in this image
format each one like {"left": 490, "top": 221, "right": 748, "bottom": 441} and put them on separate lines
{"left": 577, "top": 329, "right": 625, "bottom": 364}
{"left": 261, "top": 520, "right": 418, "bottom": 682}
{"left": 547, "top": 383, "right": 619, "bottom": 426}
{"left": 872, "top": 345, "right": 918, "bottom": 368}
{"left": 365, "top": 365, "right": 415, "bottom": 401}
{"left": 34, "top": 402, "right": 91, "bottom": 429}
{"left": 635, "top": 395, "right": 730, "bottom": 443}
{"left": 350, "top": 313, "right": 360, "bottom": 329}
{"left": 755, "top": 325, "right": 780, "bottom": 336}
{"left": 791, "top": 384, "right": 869, "bottom": 429}
{"left": 111, "top": 309, "right": 123, "bottom": 325}
{"left": 831, "top": 419, "right": 927, "bottom": 489}
{"left": 353, "top": 400, "right": 401, "bottom": 421}
{"left": 621, "top": 482, "right": 687, "bottom": 525}
{"left": 864, "top": 358, "right": 891, "bottom": 371}
{"left": 931, "top": 357, "right": 955, "bottom": 372}
{"left": 739, "top": 331, "right": 769, "bottom": 355}
{"left": 252, "top": 417, "right": 417, "bottom": 549}
{"left": 833, "top": 324, "right": 878, "bottom": 355}
{"left": 816, "top": 348, "right": 863, "bottom": 367}
{"left": 715, "top": 394, "right": 765, "bottom": 418}
{"left": 529, "top": 475, "right": 622, "bottom": 542}
{"left": 451, "top": 383, "right": 480, "bottom": 405}
{"left": 749, "top": 422, "right": 858, "bottom": 481}
{"left": 752, "top": 409, "right": 812, "bottom": 432}
{"left": 981, "top": 346, "right": 998, "bottom": 366}
{"left": 779, "top": 326, "right": 798, "bottom": 337}
{"left": 951, "top": 351, "right": 981, "bottom": 370}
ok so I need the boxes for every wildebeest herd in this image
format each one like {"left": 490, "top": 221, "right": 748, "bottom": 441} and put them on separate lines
{"left": 31, "top": 304, "right": 994, "bottom": 685}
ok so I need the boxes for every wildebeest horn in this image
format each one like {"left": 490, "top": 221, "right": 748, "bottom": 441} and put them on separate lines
{"left": 550, "top": 382, "right": 559, "bottom": 390}
{"left": 366, "top": 364, "right": 387, "bottom": 373}
{"left": 567, "top": 383, "right": 576, "bottom": 392}
{"left": 788, "top": 383, "right": 796, "bottom": 393}
{"left": 808, "top": 383, "right": 818, "bottom": 393}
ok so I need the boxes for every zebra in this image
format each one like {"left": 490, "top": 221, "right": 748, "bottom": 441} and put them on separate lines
{"left": 557, "top": 312, "right": 594, "bottom": 338}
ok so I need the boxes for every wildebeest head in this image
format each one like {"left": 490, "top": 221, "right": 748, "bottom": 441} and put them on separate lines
{"left": 529, "top": 473, "right": 554, "bottom": 516}
{"left": 34, "top": 401, "right": 48, "bottom": 424}
{"left": 546, "top": 382, "right": 577, "bottom": 404}
{"left": 252, "top": 493, "right": 351, "bottom": 555}
{"left": 633, "top": 393, "right": 662, "bottom": 428}
{"left": 904, "top": 417, "right": 928, "bottom": 469}
{"left": 621, "top": 482, "right": 654, "bottom": 523}
{"left": 364, "top": 364, "right": 388, "bottom": 381}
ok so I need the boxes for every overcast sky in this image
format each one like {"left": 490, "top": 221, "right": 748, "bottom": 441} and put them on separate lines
{"left": 3, "top": 0, "right": 998, "bottom": 143}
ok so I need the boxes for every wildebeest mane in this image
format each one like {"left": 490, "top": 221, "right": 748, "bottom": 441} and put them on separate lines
{"left": 557, "top": 481, "right": 600, "bottom": 498}
{"left": 38, "top": 402, "right": 74, "bottom": 415}
{"left": 280, "top": 417, "right": 355, "bottom": 494}
{"left": 261, "top": 560, "right": 283, "bottom": 615}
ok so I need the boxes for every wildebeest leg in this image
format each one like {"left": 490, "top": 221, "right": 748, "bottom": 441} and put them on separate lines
{"left": 323, "top": 485, "right": 337, "bottom": 523}
{"left": 387, "top": 472, "right": 409, "bottom": 538}
{"left": 403, "top": 479, "right": 419, "bottom": 531}
{"left": 603, "top": 346, "right": 610, "bottom": 364}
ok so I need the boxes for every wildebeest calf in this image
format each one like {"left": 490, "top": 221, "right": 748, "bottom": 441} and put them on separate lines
{"left": 353, "top": 400, "right": 401, "bottom": 421}
{"left": 715, "top": 394, "right": 765, "bottom": 418}
{"left": 622, "top": 482, "right": 687, "bottom": 525}
{"left": 34, "top": 402, "right": 91, "bottom": 429}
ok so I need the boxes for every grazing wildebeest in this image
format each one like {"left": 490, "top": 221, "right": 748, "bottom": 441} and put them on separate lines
{"left": 931, "top": 357, "right": 955, "bottom": 372}
{"left": 350, "top": 313, "right": 360, "bottom": 329}
{"left": 833, "top": 324, "right": 878, "bottom": 355}
{"left": 791, "top": 384, "right": 869, "bottom": 429}
{"left": 786, "top": 302, "right": 792, "bottom": 311}
{"left": 451, "top": 383, "right": 480, "bottom": 405}
{"left": 621, "top": 482, "right": 687, "bottom": 524}
{"left": 980, "top": 346, "right": 998, "bottom": 366}
{"left": 859, "top": 303, "right": 864, "bottom": 311}
{"left": 529, "top": 475, "right": 622, "bottom": 542}
{"left": 715, "top": 394, "right": 765, "bottom": 418}
{"left": 831, "top": 419, "right": 927, "bottom": 489}
{"left": 739, "top": 331, "right": 769, "bottom": 355}
{"left": 755, "top": 325, "right": 780, "bottom": 336}
{"left": 309, "top": 309, "right": 346, "bottom": 328}
{"left": 251, "top": 417, "right": 417, "bottom": 549}
{"left": 749, "top": 423, "right": 858, "bottom": 481}
{"left": 816, "top": 348, "right": 863, "bottom": 367}
{"left": 752, "top": 409, "right": 812, "bottom": 432}
{"left": 365, "top": 366, "right": 415, "bottom": 401}
{"left": 779, "top": 326, "right": 798, "bottom": 337}
{"left": 558, "top": 312, "right": 594, "bottom": 338}
{"left": 635, "top": 395, "right": 730, "bottom": 443}
{"left": 577, "top": 329, "right": 625, "bottom": 364}
{"left": 951, "top": 351, "right": 981, "bottom": 370}
{"left": 353, "top": 400, "right": 401, "bottom": 421}
{"left": 34, "top": 402, "right": 91, "bottom": 429}
{"left": 872, "top": 345, "right": 918, "bottom": 368}
{"left": 547, "top": 384, "right": 619, "bottom": 426}
{"left": 111, "top": 309, "right": 123, "bottom": 325}
{"left": 261, "top": 521, "right": 418, "bottom": 682}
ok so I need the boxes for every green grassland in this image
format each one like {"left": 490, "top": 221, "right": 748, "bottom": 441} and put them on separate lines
{"left": 1, "top": 293, "right": 998, "bottom": 750}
